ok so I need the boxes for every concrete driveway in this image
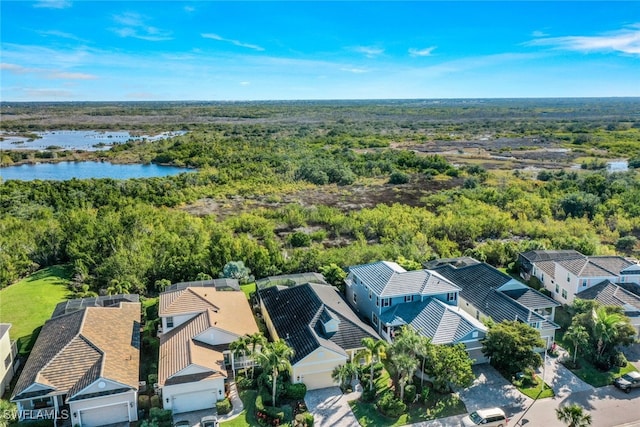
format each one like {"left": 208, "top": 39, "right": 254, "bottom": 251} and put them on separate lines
{"left": 457, "top": 364, "right": 531, "bottom": 414}
{"left": 305, "top": 387, "right": 360, "bottom": 427}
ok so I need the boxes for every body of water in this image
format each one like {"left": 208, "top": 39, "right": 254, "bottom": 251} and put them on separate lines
{"left": 0, "top": 161, "right": 191, "bottom": 181}
{"left": 1, "top": 130, "right": 186, "bottom": 151}
{"left": 608, "top": 160, "right": 629, "bottom": 172}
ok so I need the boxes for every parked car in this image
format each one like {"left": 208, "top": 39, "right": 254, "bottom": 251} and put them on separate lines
{"left": 614, "top": 371, "right": 640, "bottom": 393}
{"left": 200, "top": 415, "right": 219, "bottom": 427}
{"left": 461, "top": 407, "right": 508, "bottom": 427}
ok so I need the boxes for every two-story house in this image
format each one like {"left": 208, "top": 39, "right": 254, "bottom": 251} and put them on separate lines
{"left": 11, "top": 296, "right": 140, "bottom": 427}
{"left": 258, "top": 281, "right": 381, "bottom": 390}
{"left": 0, "top": 323, "right": 17, "bottom": 395}
{"left": 575, "top": 280, "right": 640, "bottom": 337}
{"left": 345, "top": 261, "right": 488, "bottom": 363}
{"left": 158, "top": 280, "right": 259, "bottom": 414}
{"left": 519, "top": 250, "right": 640, "bottom": 304}
{"left": 432, "top": 260, "right": 560, "bottom": 348}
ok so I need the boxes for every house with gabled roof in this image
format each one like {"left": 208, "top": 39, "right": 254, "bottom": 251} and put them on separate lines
{"left": 258, "top": 281, "right": 381, "bottom": 390}
{"left": 11, "top": 297, "right": 140, "bottom": 427}
{"left": 345, "top": 261, "right": 488, "bottom": 362}
{"left": 519, "top": 250, "right": 640, "bottom": 304}
{"left": 433, "top": 261, "right": 560, "bottom": 348}
{"left": 576, "top": 280, "right": 640, "bottom": 336}
{"left": 158, "top": 284, "right": 259, "bottom": 414}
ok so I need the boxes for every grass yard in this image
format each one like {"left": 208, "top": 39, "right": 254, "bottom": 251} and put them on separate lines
{"left": 0, "top": 265, "right": 72, "bottom": 355}
{"left": 566, "top": 360, "right": 637, "bottom": 388}
{"left": 219, "top": 390, "right": 259, "bottom": 427}
{"left": 350, "top": 369, "right": 466, "bottom": 427}
{"left": 516, "top": 377, "right": 555, "bottom": 399}
{"left": 240, "top": 282, "right": 256, "bottom": 300}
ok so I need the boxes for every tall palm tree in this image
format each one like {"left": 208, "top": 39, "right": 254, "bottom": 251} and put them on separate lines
{"left": 256, "top": 340, "right": 294, "bottom": 406}
{"left": 248, "top": 332, "right": 267, "bottom": 379}
{"left": 564, "top": 325, "right": 589, "bottom": 364}
{"left": 389, "top": 351, "right": 418, "bottom": 401}
{"left": 393, "top": 325, "right": 421, "bottom": 357}
{"left": 592, "top": 307, "right": 626, "bottom": 358}
{"left": 415, "top": 335, "right": 433, "bottom": 388}
{"left": 357, "top": 337, "right": 388, "bottom": 390}
{"left": 229, "top": 335, "right": 250, "bottom": 376}
{"left": 556, "top": 403, "right": 592, "bottom": 427}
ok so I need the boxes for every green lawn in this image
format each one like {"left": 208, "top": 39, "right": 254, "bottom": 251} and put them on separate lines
{"left": 516, "top": 377, "right": 555, "bottom": 399}
{"left": 0, "top": 265, "right": 72, "bottom": 355}
{"left": 240, "top": 282, "right": 256, "bottom": 300}
{"left": 219, "top": 390, "right": 259, "bottom": 427}
{"left": 350, "top": 369, "right": 466, "bottom": 426}
{"left": 566, "top": 360, "right": 637, "bottom": 388}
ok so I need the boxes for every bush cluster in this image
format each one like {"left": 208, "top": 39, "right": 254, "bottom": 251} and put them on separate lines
{"left": 376, "top": 391, "right": 406, "bottom": 418}
{"left": 216, "top": 397, "right": 232, "bottom": 415}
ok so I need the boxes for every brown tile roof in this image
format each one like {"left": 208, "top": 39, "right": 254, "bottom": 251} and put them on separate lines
{"left": 12, "top": 301, "right": 140, "bottom": 402}
{"left": 158, "top": 310, "right": 229, "bottom": 387}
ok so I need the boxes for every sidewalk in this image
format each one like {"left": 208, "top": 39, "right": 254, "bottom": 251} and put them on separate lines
{"left": 537, "top": 347, "right": 594, "bottom": 398}
{"left": 218, "top": 380, "right": 245, "bottom": 422}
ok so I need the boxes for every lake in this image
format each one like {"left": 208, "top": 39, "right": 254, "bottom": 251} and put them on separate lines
{"left": 0, "top": 161, "right": 192, "bottom": 181}
{"left": 1, "top": 130, "right": 186, "bottom": 151}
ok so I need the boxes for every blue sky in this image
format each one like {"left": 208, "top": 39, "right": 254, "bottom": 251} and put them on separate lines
{"left": 1, "top": 1, "right": 639, "bottom": 101}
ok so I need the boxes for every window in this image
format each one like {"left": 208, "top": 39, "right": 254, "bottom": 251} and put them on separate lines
{"left": 376, "top": 297, "right": 379, "bottom": 307}
{"left": 447, "top": 292, "right": 457, "bottom": 302}
{"left": 382, "top": 298, "right": 390, "bottom": 307}
{"left": 582, "top": 279, "right": 588, "bottom": 287}
{"left": 353, "top": 293, "right": 357, "bottom": 304}
{"left": 32, "top": 397, "right": 52, "bottom": 409}
{"left": 372, "top": 313, "right": 379, "bottom": 327}
{"left": 369, "top": 290, "right": 372, "bottom": 300}
{"left": 404, "top": 295, "right": 413, "bottom": 303}
{"left": 4, "top": 354, "right": 10, "bottom": 369}
{"left": 472, "top": 331, "right": 478, "bottom": 338}
{"left": 567, "top": 273, "right": 570, "bottom": 282}
{"left": 166, "top": 317, "right": 174, "bottom": 328}
{"left": 561, "top": 289, "right": 568, "bottom": 299}
{"left": 555, "top": 284, "right": 559, "bottom": 293}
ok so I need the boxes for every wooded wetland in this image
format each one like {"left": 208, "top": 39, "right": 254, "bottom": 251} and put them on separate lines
{"left": 1, "top": 98, "right": 639, "bottom": 295}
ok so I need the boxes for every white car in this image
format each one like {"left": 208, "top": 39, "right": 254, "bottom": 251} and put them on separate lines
{"left": 461, "top": 407, "right": 508, "bottom": 427}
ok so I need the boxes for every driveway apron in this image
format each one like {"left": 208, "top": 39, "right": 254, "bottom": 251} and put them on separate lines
{"left": 305, "top": 387, "right": 360, "bottom": 427}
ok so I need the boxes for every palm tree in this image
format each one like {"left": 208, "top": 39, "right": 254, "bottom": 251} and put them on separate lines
{"left": 229, "top": 335, "right": 250, "bottom": 376}
{"left": 256, "top": 340, "right": 294, "bottom": 406}
{"left": 592, "top": 307, "right": 626, "bottom": 358}
{"left": 393, "top": 325, "right": 421, "bottom": 357}
{"left": 415, "top": 335, "right": 432, "bottom": 388}
{"left": 564, "top": 325, "right": 589, "bottom": 364}
{"left": 248, "top": 332, "right": 267, "bottom": 379}
{"left": 357, "top": 337, "right": 388, "bottom": 390}
{"left": 388, "top": 351, "right": 418, "bottom": 401}
{"left": 331, "top": 363, "right": 355, "bottom": 390}
{"left": 556, "top": 403, "right": 592, "bottom": 427}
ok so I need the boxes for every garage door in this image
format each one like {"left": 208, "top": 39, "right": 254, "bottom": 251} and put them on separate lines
{"left": 302, "top": 372, "right": 336, "bottom": 390}
{"left": 172, "top": 389, "right": 217, "bottom": 414}
{"left": 80, "top": 402, "right": 129, "bottom": 427}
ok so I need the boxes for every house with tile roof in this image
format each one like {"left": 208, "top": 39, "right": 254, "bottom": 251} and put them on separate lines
{"left": 158, "top": 284, "right": 259, "bottom": 414}
{"left": 258, "top": 281, "right": 381, "bottom": 390}
{"left": 1, "top": 323, "right": 17, "bottom": 396}
{"left": 519, "top": 250, "right": 640, "bottom": 304}
{"left": 11, "top": 299, "right": 140, "bottom": 426}
{"left": 576, "top": 280, "right": 640, "bottom": 336}
{"left": 345, "top": 261, "right": 488, "bottom": 362}
{"left": 432, "top": 261, "right": 560, "bottom": 348}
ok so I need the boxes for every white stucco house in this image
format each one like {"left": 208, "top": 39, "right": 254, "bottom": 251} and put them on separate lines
{"left": 0, "top": 323, "right": 17, "bottom": 395}
{"left": 258, "top": 281, "right": 381, "bottom": 390}
{"left": 158, "top": 281, "right": 259, "bottom": 414}
{"left": 11, "top": 296, "right": 141, "bottom": 427}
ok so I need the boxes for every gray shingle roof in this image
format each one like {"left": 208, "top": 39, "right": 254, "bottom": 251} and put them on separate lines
{"left": 576, "top": 280, "right": 640, "bottom": 314}
{"left": 432, "top": 263, "right": 558, "bottom": 330}
{"left": 520, "top": 250, "right": 585, "bottom": 263}
{"left": 258, "top": 283, "right": 380, "bottom": 364}
{"left": 379, "top": 299, "right": 486, "bottom": 345}
{"left": 165, "top": 278, "right": 240, "bottom": 292}
{"left": 501, "top": 288, "right": 560, "bottom": 309}
{"left": 348, "top": 261, "right": 460, "bottom": 297}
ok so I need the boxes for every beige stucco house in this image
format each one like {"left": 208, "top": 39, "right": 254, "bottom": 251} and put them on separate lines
{"left": 0, "top": 323, "right": 17, "bottom": 395}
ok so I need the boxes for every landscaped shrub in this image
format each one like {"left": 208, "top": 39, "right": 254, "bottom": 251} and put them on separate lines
{"left": 361, "top": 387, "right": 376, "bottom": 402}
{"left": 236, "top": 375, "right": 257, "bottom": 390}
{"left": 612, "top": 352, "right": 628, "bottom": 368}
{"left": 372, "top": 362, "right": 384, "bottom": 376}
{"left": 285, "top": 382, "right": 307, "bottom": 400}
{"left": 288, "top": 231, "right": 311, "bottom": 247}
{"left": 148, "top": 408, "right": 173, "bottom": 427}
{"left": 255, "top": 392, "right": 285, "bottom": 426}
{"left": 294, "top": 412, "right": 315, "bottom": 427}
{"left": 388, "top": 171, "right": 410, "bottom": 185}
{"left": 150, "top": 394, "right": 161, "bottom": 408}
{"left": 258, "top": 372, "right": 286, "bottom": 402}
{"left": 376, "top": 391, "right": 406, "bottom": 418}
{"left": 138, "top": 394, "right": 151, "bottom": 411}
{"left": 147, "top": 373, "right": 158, "bottom": 386}
{"left": 216, "top": 397, "right": 232, "bottom": 415}
{"left": 403, "top": 384, "right": 417, "bottom": 403}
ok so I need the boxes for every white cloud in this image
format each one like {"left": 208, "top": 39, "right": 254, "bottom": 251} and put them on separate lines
{"left": 1, "top": 62, "right": 97, "bottom": 80}
{"left": 50, "top": 72, "right": 97, "bottom": 80}
{"left": 340, "top": 67, "right": 368, "bottom": 74}
{"left": 354, "top": 46, "right": 384, "bottom": 58}
{"left": 37, "top": 30, "right": 85, "bottom": 41}
{"left": 531, "top": 30, "right": 549, "bottom": 38}
{"left": 409, "top": 47, "right": 436, "bottom": 57}
{"left": 239, "top": 81, "right": 251, "bottom": 86}
{"left": 33, "top": 0, "right": 71, "bottom": 9}
{"left": 184, "top": 6, "right": 195, "bottom": 13}
{"left": 201, "top": 33, "right": 264, "bottom": 51}
{"left": 527, "top": 24, "right": 640, "bottom": 55}
{"left": 111, "top": 12, "right": 172, "bottom": 42}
